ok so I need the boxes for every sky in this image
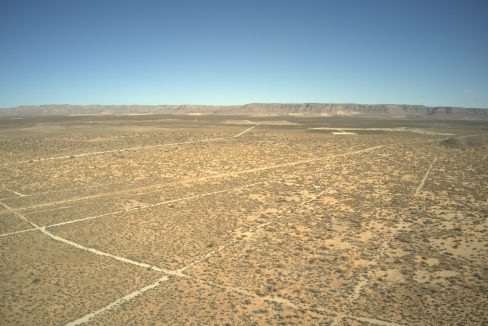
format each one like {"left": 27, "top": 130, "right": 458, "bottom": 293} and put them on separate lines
{"left": 0, "top": 0, "right": 487, "bottom": 108}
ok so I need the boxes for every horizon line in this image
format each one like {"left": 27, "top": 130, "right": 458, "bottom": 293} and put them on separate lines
{"left": 2, "top": 102, "right": 488, "bottom": 110}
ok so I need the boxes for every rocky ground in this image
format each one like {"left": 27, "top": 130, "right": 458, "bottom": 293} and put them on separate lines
{"left": 0, "top": 115, "right": 487, "bottom": 325}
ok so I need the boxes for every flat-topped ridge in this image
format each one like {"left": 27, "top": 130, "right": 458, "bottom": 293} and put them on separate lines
{"left": 1, "top": 103, "right": 487, "bottom": 119}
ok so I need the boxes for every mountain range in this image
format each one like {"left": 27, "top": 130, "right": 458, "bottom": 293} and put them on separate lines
{"left": 1, "top": 103, "right": 487, "bottom": 119}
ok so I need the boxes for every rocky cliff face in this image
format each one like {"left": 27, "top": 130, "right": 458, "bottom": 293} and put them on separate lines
{"left": 233, "top": 103, "right": 488, "bottom": 118}
{"left": 1, "top": 103, "right": 487, "bottom": 119}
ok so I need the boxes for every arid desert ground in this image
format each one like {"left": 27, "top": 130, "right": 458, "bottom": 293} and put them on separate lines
{"left": 1, "top": 115, "right": 487, "bottom": 325}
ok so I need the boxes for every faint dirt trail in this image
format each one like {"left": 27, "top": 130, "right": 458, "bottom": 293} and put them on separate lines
{"left": 0, "top": 145, "right": 376, "bottom": 217}
{"left": 0, "top": 144, "right": 386, "bottom": 239}
{"left": 0, "top": 182, "right": 265, "bottom": 238}
{"left": 62, "top": 188, "right": 403, "bottom": 326}
{"left": 65, "top": 276, "right": 170, "bottom": 326}
{"left": 415, "top": 157, "right": 438, "bottom": 196}
{"left": 193, "top": 275, "right": 405, "bottom": 326}
{"left": 176, "top": 189, "right": 334, "bottom": 274}
{"left": 7, "top": 137, "right": 228, "bottom": 165}
{"left": 192, "top": 275, "right": 298, "bottom": 308}
{"left": 0, "top": 201, "right": 40, "bottom": 228}
{"left": 0, "top": 179, "right": 131, "bottom": 201}
{"left": 1, "top": 181, "right": 404, "bottom": 326}
{"left": 47, "top": 181, "right": 265, "bottom": 229}
{"left": 330, "top": 157, "right": 442, "bottom": 325}
{"left": 0, "top": 227, "right": 38, "bottom": 238}
{"left": 233, "top": 124, "right": 259, "bottom": 138}
{"left": 182, "top": 145, "right": 384, "bottom": 184}
{"left": 0, "top": 200, "right": 174, "bottom": 273}
{"left": 349, "top": 278, "right": 368, "bottom": 302}
{"left": 1, "top": 137, "right": 432, "bottom": 325}
{"left": 350, "top": 316, "right": 406, "bottom": 326}
{"left": 2, "top": 137, "right": 441, "bottom": 217}
{"left": 2, "top": 124, "right": 258, "bottom": 166}
{"left": 177, "top": 221, "right": 273, "bottom": 274}
{"left": 334, "top": 154, "right": 446, "bottom": 324}
{"left": 2, "top": 188, "right": 25, "bottom": 197}
{"left": 0, "top": 128, "right": 469, "bottom": 167}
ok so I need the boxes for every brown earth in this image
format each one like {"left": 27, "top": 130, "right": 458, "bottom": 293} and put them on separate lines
{"left": 1, "top": 115, "right": 487, "bottom": 325}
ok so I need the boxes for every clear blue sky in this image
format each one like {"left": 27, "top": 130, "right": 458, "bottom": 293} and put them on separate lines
{"left": 1, "top": 0, "right": 487, "bottom": 108}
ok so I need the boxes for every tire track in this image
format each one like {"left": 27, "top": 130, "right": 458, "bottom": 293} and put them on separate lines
{"left": 2, "top": 124, "right": 258, "bottom": 166}
{"left": 0, "top": 144, "right": 371, "bottom": 216}
{"left": 0, "top": 182, "right": 265, "bottom": 237}
{"left": 415, "top": 157, "right": 438, "bottom": 196}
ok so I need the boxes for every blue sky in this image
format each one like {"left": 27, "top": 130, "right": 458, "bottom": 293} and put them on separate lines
{"left": 1, "top": 0, "right": 487, "bottom": 108}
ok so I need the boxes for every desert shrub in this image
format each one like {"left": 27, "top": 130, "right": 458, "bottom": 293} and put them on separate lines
{"left": 440, "top": 135, "right": 488, "bottom": 149}
{"left": 440, "top": 137, "right": 467, "bottom": 149}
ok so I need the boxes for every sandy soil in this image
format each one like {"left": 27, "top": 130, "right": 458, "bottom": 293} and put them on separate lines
{"left": 0, "top": 115, "right": 487, "bottom": 325}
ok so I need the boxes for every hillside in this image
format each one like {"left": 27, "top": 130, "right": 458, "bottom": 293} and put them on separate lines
{"left": 1, "top": 103, "right": 487, "bottom": 119}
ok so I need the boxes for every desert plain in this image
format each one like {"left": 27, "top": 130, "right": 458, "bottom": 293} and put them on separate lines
{"left": 0, "top": 114, "right": 487, "bottom": 325}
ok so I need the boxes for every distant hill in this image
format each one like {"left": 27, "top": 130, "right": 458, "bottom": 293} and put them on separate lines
{"left": 1, "top": 103, "right": 487, "bottom": 119}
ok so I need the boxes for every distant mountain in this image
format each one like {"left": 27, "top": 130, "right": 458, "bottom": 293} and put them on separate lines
{"left": 1, "top": 103, "right": 487, "bottom": 119}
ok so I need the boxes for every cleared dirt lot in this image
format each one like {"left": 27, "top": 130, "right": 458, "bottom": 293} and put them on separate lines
{"left": 1, "top": 115, "right": 487, "bottom": 325}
